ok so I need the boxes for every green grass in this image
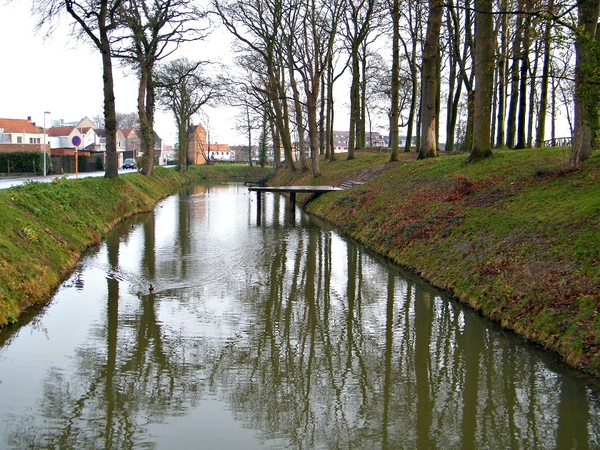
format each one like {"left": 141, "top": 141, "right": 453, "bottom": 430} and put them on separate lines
{"left": 186, "top": 163, "right": 273, "bottom": 181}
{"left": 277, "top": 147, "right": 600, "bottom": 377}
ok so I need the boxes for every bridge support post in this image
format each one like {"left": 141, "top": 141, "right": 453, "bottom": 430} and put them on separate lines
{"left": 256, "top": 191, "right": 262, "bottom": 225}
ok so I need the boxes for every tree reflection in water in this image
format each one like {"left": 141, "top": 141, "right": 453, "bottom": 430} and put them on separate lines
{"left": 2, "top": 183, "right": 600, "bottom": 449}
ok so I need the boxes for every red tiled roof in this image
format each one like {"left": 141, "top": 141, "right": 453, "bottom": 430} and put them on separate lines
{"left": 0, "top": 118, "right": 40, "bottom": 133}
{"left": 122, "top": 128, "right": 140, "bottom": 137}
{"left": 209, "top": 143, "right": 230, "bottom": 151}
{"left": 47, "top": 126, "right": 76, "bottom": 137}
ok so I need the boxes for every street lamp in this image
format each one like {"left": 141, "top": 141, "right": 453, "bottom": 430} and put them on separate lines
{"left": 43, "top": 111, "right": 51, "bottom": 177}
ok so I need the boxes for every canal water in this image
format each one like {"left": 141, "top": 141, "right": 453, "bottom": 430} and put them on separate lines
{"left": 0, "top": 182, "right": 599, "bottom": 449}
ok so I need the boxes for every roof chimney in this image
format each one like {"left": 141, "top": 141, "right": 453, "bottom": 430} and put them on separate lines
{"left": 27, "top": 116, "right": 32, "bottom": 122}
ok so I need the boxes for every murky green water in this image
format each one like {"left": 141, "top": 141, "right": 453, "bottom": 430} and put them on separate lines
{"left": 0, "top": 182, "right": 599, "bottom": 449}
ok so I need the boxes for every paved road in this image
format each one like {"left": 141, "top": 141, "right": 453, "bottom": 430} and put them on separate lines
{"left": 0, "top": 168, "right": 140, "bottom": 190}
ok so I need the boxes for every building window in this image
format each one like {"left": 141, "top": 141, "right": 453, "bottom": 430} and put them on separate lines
{"left": 17, "top": 136, "right": 22, "bottom": 143}
{"left": 29, "top": 138, "right": 41, "bottom": 144}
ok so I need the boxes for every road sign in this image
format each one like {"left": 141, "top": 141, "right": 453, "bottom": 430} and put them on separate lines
{"left": 72, "top": 135, "right": 82, "bottom": 147}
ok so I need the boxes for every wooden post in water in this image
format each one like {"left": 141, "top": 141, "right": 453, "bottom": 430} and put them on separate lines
{"left": 256, "top": 191, "right": 262, "bottom": 225}
{"left": 289, "top": 192, "right": 296, "bottom": 211}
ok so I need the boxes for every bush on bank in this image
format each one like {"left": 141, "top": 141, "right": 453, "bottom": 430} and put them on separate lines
{"left": 0, "top": 165, "right": 273, "bottom": 328}
{"left": 273, "top": 148, "right": 600, "bottom": 378}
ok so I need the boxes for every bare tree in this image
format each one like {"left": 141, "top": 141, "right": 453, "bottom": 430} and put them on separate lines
{"left": 398, "top": 0, "right": 424, "bottom": 153}
{"left": 31, "top": 0, "right": 124, "bottom": 178}
{"left": 389, "top": 0, "right": 401, "bottom": 161}
{"left": 155, "top": 58, "right": 224, "bottom": 172}
{"left": 534, "top": 0, "right": 554, "bottom": 148}
{"left": 116, "top": 0, "right": 208, "bottom": 176}
{"left": 287, "top": 0, "right": 344, "bottom": 176}
{"left": 342, "top": 0, "right": 378, "bottom": 159}
{"left": 230, "top": 69, "right": 270, "bottom": 166}
{"left": 214, "top": 0, "right": 297, "bottom": 172}
{"left": 282, "top": 4, "right": 310, "bottom": 172}
{"left": 116, "top": 112, "right": 140, "bottom": 129}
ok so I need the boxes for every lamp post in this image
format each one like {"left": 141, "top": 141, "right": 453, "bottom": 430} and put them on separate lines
{"left": 43, "top": 111, "right": 51, "bottom": 177}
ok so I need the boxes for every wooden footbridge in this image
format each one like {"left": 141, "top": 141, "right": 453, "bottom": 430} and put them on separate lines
{"left": 248, "top": 185, "right": 343, "bottom": 223}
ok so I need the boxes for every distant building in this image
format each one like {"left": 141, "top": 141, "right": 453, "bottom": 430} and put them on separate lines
{"left": 163, "top": 145, "right": 174, "bottom": 162}
{"left": 208, "top": 143, "right": 232, "bottom": 161}
{"left": 331, "top": 131, "right": 386, "bottom": 152}
{"left": 0, "top": 117, "right": 43, "bottom": 151}
{"left": 0, "top": 115, "right": 168, "bottom": 172}
{"left": 122, "top": 128, "right": 142, "bottom": 159}
{"left": 187, "top": 124, "right": 208, "bottom": 165}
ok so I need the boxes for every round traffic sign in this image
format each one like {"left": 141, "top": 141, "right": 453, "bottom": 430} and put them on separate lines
{"left": 72, "top": 135, "right": 82, "bottom": 147}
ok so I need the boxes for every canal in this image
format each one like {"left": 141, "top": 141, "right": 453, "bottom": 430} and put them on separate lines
{"left": 0, "top": 182, "right": 599, "bottom": 449}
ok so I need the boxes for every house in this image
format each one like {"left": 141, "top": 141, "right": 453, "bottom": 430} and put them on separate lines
{"left": 1, "top": 115, "right": 165, "bottom": 170}
{"left": 154, "top": 131, "right": 165, "bottom": 165}
{"left": 331, "top": 130, "right": 387, "bottom": 152}
{"left": 208, "top": 143, "right": 231, "bottom": 161}
{"left": 0, "top": 117, "right": 45, "bottom": 153}
{"left": 163, "top": 145, "right": 174, "bottom": 163}
{"left": 47, "top": 125, "right": 96, "bottom": 151}
{"left": 47, "top": 121, "right": 128, "bottom": 168}
{"left": 187, "top": 124, "right": 207, "bottom": 165}
{"left": 122, "top": 128, "right": 142, "bottom": 159}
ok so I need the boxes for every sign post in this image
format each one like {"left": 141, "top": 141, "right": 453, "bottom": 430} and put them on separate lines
{"left": 71, "top": 135, "right": 82, "bottom": 178}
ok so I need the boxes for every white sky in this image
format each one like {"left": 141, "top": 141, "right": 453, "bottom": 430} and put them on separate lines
{"left": 0, "top": 2, "right": 245, "bottom": 146}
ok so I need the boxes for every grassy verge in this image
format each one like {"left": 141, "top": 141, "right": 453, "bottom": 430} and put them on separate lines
{"left": 272, "top": 148, "right": 600, "bottom": 378}
{"left": 0, "top": 165, "right": 273, "bottom": 327}
{"left": 186, "top": 163, "right": 273, "bottom": 181}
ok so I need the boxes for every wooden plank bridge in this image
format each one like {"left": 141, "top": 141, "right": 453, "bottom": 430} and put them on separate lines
{"left": 248, "top": 185, "right": 343, "bottom": 223}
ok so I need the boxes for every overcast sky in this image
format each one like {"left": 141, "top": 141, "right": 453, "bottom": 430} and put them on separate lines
{"left": 0, "top": 2, "right": 243, "bottom": 146}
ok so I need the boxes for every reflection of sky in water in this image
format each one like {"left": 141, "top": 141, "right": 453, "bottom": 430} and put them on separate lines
{"left": 0, "top": 182, "right": 599, "bottom": 449}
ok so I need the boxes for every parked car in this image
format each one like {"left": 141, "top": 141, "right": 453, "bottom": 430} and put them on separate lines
{"left": 122, "top": 158, "right": 137, "bottom": 169}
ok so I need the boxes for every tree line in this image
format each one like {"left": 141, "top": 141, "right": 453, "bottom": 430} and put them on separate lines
{"left": 25, "top": 0, "right": 600, "bottom": 178}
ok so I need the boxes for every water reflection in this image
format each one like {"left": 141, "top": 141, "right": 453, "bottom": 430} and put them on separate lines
{"left": 0, "top": 183, "right": 599, "bottom": 449}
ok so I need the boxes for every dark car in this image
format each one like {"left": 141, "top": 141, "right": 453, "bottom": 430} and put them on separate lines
{"left": 122, "top": 158, "right": 137, "bottom": 169}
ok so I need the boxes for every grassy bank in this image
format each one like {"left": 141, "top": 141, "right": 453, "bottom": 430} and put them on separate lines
{"left": 272, "top": 148, "right": 600, "bottom": 378}
{"left": 0, "top": 165, "right": 273, "bottom": 327}
{"left": 186, "top": 163, "right": 273, "bottom": 182}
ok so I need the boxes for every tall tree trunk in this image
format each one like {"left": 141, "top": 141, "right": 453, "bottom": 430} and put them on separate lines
{"left": 405, "top": 57, "right": 419, "bottom": 152}
{"left": 535, "top": 0, "right": 553, "bottom": 148}
{"left": 444, "top": 3, "right": 457, "bottom": 153}
{"left": 100, "top": 36, "right": 119, "bottom": 179}
{"left": 515, "top": 5, "right": 531, "bottom": 150}
{"left": 307, "top": 91, "right": 321, "bottom": 177}
{"left": 348, "top": 46, "right": 360, "bottom": 159}
{"left": 138, "top": 62, "right": 156, "bottom": 176}
{"left": 400, "top": 8, "right": 420, "bottom": 154}
{"left": 460, "top": 0, "right": 475, "bottom": 150}
{"left": 495, "top": 0, "right": 509, "bottom": 147}
{"left": 527, "top": 40, "right": 540, "bottom": 148}
{"left": 572, "top": 0, "right": 600, "bottom": 166}
{"left": 419, "top": 0, "right": 444, "bottom": 159}
{"left": 287, "top": 51, "right": 309, "bottom": 171}
{"left": 269, "top": 111, "right": 282, "bottom": 169}
{"left": 358, "top": 43, "right": 367, "bottom": 149}
{"left": 468, "top": 0, "right": 494, "bottom": 161}
{"left": 319, "top": 70, "right": 326, "bottom": 157}
{"left": 326, "top": 65, "right": 336, "bottom": 161}
{"left": 389, "top": 0, "right": 400, "bottom": 161}
{"left": 506, "top": 12, "right": 523, "bottom": 149}
{"left": 271, "top": 68, "right": 295, "bottom": 172}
